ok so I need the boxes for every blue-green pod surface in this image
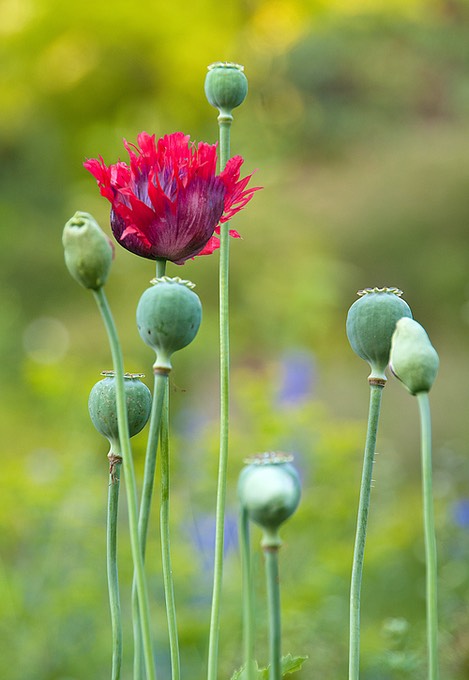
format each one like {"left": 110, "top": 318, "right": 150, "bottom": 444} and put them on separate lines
{"left": 88, "top": 373, "right": 152, "bottom": 442}
{"left": 63, "top": 211, "right": 113, "bottom": 290}
{"left": 136, "top": 277, "right": 202, "bottom": 371}
{"left": 205, "top": 62, "right": 248, "bottom": 114}
{"left": 390, "top": 317, "right": 439, "bottom": 395}
{"left": 346, "top": 287, "right": 412, "bottom": 381}
{"left": 238, "top": 453, "right": 301, "bottom": 541}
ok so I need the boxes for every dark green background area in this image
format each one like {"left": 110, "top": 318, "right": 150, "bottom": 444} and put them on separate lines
{"left": 1, "top": 0, "right": 469, "bottom": 678}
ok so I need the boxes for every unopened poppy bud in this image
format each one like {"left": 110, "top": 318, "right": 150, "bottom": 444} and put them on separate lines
{"left": 238, "top": 453, "right": 301, "bottom": 547}
{"left": 136, "top": 277, "right": 202, "bottom": 372}
{"left": 205, "top": 62, "right": 248, "bottom": 115}
{"left": 390, "top": 318, "right": 439, "bottom": 395}
{"left": 346, "top": 287, "right": 412, "bottom": 382}
{"left": 88, "top": 372, "right": 152, "bottom": 444}
{"left": 63, "top": 211, "right": 114, "bottom": 290}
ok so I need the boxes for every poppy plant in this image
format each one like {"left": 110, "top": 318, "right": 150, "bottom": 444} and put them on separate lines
{"left": 84, "top": 131, "right": 259, "bottom": 264}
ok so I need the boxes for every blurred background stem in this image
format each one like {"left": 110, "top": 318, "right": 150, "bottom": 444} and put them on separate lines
{"left": 240, "top": 507, "right": 256, "bottom": 680}
{"left": 264, "top": 545, "right": 281, "bottom": 680}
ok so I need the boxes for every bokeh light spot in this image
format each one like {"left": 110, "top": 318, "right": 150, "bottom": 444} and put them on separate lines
{"left": 23, "top": 317, "right": 69, "bottom": 364}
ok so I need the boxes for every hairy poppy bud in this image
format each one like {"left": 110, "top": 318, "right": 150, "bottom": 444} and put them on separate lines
{"left": 88, "top": 372, "right": 152, "bottom": 444}
{"left": 346, "top": 287, "right": 412, "bottom": 382}
{"left": 238, "top": 452, "right": 301, "bottom": 547}
{"left": 390, "top": 318, "right": 439, "bottom": 395}
{"left": 136, "top": 277, "right": 202, "bottom": 372}
{"left": 63, "top": 211, "right": 114, "bottom": 290}
{"left": 205, "top": 62, "right": 248, "bottom": 115}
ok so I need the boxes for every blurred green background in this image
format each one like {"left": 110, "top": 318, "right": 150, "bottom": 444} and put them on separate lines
{"left": 2, "top": 0, "right": 469, "bottom": 677}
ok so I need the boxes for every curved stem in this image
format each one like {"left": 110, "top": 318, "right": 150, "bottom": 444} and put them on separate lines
{"left": 133, "top": 371, "right": 168, "bottom": 680}
{"left": 264, "top": 546, "right": 281, "bottom": 680}
{"left": 160, "top": 384, "right": 181, "bottom": 680}
{"left": 417, "top": 391, "right": 439, "bottom": 680}
{"left": 207, "top": 112, "right": 232, "bottom": 680}
{"left": 349, "top": 382, "right": 384, "bottom": 680}
{"left": 92, "top": 287, "right": 156, "bottom": 680}
{"left": 240, "top": 507, "right": 256, "bottom": 680}
{"left": 107, "top": 447, "right": 123, "bottom": 680}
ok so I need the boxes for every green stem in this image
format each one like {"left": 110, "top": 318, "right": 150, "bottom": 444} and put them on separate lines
{"left": 107, "top": 446, "right": 123, "bottom": 680}
{"left": 133, "top": 371, "right": 168, "bottom": 680}
{"left": 240, "top": 507, "right": 256, "bottom": 680}
{"left": 133, "top": 257, "right": 167, "bottom": 680}
{"left": 417, "top": 391, "right": 439, "bottom": 680}
{"left": 218, "top": 115, "right": 232, "bottom": 169}
{"left": 349, "top": 381, "right": 384, "bottom": 680}
{"left": 92, "top": 287, "right": 156, "bottom": 680}
{"left": 156, "top": 258, "right": 167, "bottom": 279}
{"left": 160, "top": 384, "right": 181, "bottom": 680}
{"left": 264, "top": 546, "right": 281, "bottom": 680}
{"left": 138, "top": 378, "right": 167, "bottom": 542}
{"left": 207, "top": 112, "right": 233, "bottom": 680}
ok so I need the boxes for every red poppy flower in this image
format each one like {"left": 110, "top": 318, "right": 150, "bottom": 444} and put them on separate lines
{"left": 84, "top": 131, "right": 259, "bottom": 264}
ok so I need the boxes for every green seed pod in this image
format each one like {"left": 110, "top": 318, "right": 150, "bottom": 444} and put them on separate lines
{"left": 346, "top": 287, "right": 412, "bottom": 382}
{"left": 63, "top": 211, "right": 114, "bottom": 290}
{"left": 390, "top": 318, "right": 439, "bottom": 395}
{"left": 238, "top": 453, "right": 301, "bottom": 547}
{"left": 136, "top": 277, "right": 202, "bottom": 371}
{"left": 205, "top": 62, "right": 248, "bottom": 115}
{"left": 88, "top": 372, "right": 152, "bottom": 443}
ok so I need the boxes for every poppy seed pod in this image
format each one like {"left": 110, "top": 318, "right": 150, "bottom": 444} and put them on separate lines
{"left": 88, "top": 372, "right": 152, "bottom": 443}
{"left": 346, "top": 287, "right": 412, "bottom": 381}
{"left": 205, "top": 62, "right": 248, "bottom": 115}
{"left": 238, "top": 453, "right": 301, "bottom": 547}
{"left": 136, "top": 277, "right": 202, "bottom": 371}
{"left": 63, "top": 211, "right": 114, "bottom": 290}
{"left": 390, "top": 318, "right": 439, "bottom": 395}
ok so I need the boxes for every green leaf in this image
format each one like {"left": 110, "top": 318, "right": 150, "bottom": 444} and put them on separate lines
{"left": 230, "top": 655, "right": 308, "bottom": 680}
{"left": 281, "top": 653, "right": 309, "bottom": 675}
{"left": 229, "top": 661, "right": 266, "bottom": 680}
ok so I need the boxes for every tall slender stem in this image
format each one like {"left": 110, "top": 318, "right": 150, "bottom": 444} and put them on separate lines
{"left": 107, "top": 448, "right": 123, "bottom": 680}
{"left": 240, "top": 507, "right": 256, "bottom": 680}
{"left": 154, "top": 260, "right": 181, "bottom": 680}
{"left": 207, "top": 112, "right": 233, "bottom": 680}
{"left": 93, "top": 287, "right": 157, "bottom": 680}
{"left": 417, "top": 391, "right": 439, "bottom": 680}
{"left": 264, "top": 546, "right": 281, "bottom": 680}
{"left": 160, "top": 384, "right": 181, "bottom": 680}
{"left": 133, "top": 257, "right": 167, "bottom": 680}
{"left": 349, "top": 381, "right": 384, "bottom": 680}
{"left": 133, "top": 371, "right": 168, "bottom": 680}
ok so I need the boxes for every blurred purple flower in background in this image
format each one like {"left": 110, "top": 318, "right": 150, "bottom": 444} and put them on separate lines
{"left": 189, "top": 512, "right": 238, "bottom": 575}
{"left": 276, "top": 349, "right": 316, "bottom": 406}
{"left": 453, "top": 499, "right": 469, "bottom": 528}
